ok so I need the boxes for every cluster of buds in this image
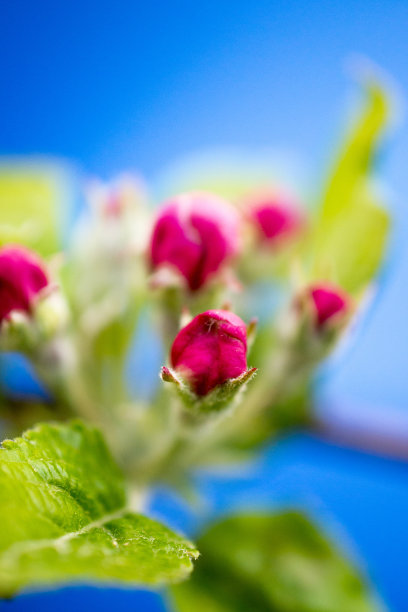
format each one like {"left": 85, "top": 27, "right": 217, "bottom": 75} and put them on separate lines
{"left": 148, "top": 189, "right": 305, "bottom": 293}
{"left": 148, "top": 191, "right": 352, "bottom": 410}
{"left": 0, "top": 186, "right": 353, "bottom": 426}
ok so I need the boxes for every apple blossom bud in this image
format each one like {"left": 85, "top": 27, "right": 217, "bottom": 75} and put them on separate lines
{"left": 248, "top": 192, "right": 302, "bottom": 245}
{"left": 169, "top": 309, "right": 249, "bottom": 396}
{"left": 149, "top": 193, "right": 240, "bottom": 291}
{"left": 0, "top": 245, "right": 49, "bottom": 324}
{"left": 308, "top": 284, "right": 350, "bottom": 328}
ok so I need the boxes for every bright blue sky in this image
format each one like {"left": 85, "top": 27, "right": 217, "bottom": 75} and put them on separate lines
{"left": 1, "top": 0, "right": 408, "bottom": 422}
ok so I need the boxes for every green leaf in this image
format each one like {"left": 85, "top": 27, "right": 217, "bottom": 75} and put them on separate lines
{"left": 171, "top": 511, "right": 381, "bottom": 612}
{"left": 311, "top": 76, "right": 391, "bottom": 294}
{"left": 0, "top": 164, "right": 70, "bottom": 256}
{"left": 321, "top": 79, "right": 388, "bottom": 222}
{"left": 313, "top": 185, "right": 390, "bottom": 293}
{"left": 0, "top": 421, "right": 198, "bottom": 596}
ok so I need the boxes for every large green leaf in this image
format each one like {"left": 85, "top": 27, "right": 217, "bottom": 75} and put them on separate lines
{"left": 171, "top": 512, "right": 381, "bottom": 612}
{"left": 311, "top": 77, "right": 391, "bottom": 294}
{"left": 0, "top": 421, "right": 198, "bottom": 596}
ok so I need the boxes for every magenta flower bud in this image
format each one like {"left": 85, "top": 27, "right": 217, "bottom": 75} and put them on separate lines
{"left": 0, "top": 246, "right": 49, "bottom": 323}
{"left": 170, "top": 309, "right": 248, "bottom": 396}
{"left": 308, "top": 284, "right": 350, "bottom": 328}
{"left": 149, "top": 193, "right": 240, "bottom": 291}
{"left": 248, "top": 192, "right": 302, "bottom": 245}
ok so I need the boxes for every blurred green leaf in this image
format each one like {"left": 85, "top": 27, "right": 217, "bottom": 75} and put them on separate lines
{"left": 0, "top": 421, "right": 198, "bottom": 596}
{"left": 321, "top": 80, "right": 388, "bottom": 221}
{"left": 171, "top": 511, "right": 381, "bottom": 612}
{"left": 0, "top": 165, "right": 68, "bottom": 256}
{"left": 314, "top": 185, "right": 389, "bottom": 293}
{"left": 311, "top": 77, "right": 391, "bottom": 294}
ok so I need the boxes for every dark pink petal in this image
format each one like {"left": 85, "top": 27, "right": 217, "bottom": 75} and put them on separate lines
{"left": 248, "top": 193, "right": 302, "bottom": 244}
{"left": 149, "top": 193, "right": 240, "bottom": 291}
{"left": 0, "top": 246, "right": 48, "bottom": 322}
{"left": 170, "top": 309, "right": 248, "bottom": 396}
{"left": 309, "top": 284, "right": 349, "bottom": 328}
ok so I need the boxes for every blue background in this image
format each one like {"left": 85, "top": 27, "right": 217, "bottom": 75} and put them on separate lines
{"left": 1, "top": 1, "right": 408, "bottom": 610}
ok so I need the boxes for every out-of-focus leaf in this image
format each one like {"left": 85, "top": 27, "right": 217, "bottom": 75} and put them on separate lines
{"left": 311, "top": 77, "right": 391, "bottom": 294}
{"left": 171, "top": 511, "right": 381, "bottom": 612}
{"left": 0, "top": 165, "right": 69, "bottom": 256}
{"left": 320, "top": 80, "right": 388, "bottom": 222}
{"left": 0, "top": 421, "right": 198, "bottom": 596}
{"left": 313, "top": 185, "right": 389, "bottom": 293}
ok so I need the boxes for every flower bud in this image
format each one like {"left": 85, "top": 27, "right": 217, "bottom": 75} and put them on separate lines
{"left": 87, "top": 174, "right": 147, "bottom": 221}
{"left": 308, "top": 284, "right": 350, "bottom": 328}
{"left": 149, "top": 193, "right": 240, "bottom": 291}
{"left": 248, "top": 191, "right": 302, "bottom": 245}
{"left": 169, "top": 309, "right": 249, "bottom": 396}
{"left": 35, "top": 290, "right": 70, "bottom": 337}
{"left": 0, "top": 246, "right": 49, "bottom": 324}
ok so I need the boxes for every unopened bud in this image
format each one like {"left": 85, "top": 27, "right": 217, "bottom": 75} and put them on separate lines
{"left": 0, "top": 245, "right": 49, "bottom": 325}
{"left": 305, "top": 284, "right": 350, "bottom": 329}
{"left": 149, "top": 193, "right": 241, "bottom": 291}
{"left": 247, "top": 191, "right": 303, "bottom": 246}
{"left": 162, "top": 309, "right": 257, "bottom": 412}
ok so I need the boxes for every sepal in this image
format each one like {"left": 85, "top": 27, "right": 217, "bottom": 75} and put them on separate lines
{"left": 161, "top": 365, "right": 257, "bottom": 416}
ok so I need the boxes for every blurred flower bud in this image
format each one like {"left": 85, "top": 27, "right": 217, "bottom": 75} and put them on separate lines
{"left": 307, "top": 284, "right": 350, "bottom": 329}
{"left": 168, "top": 309, "right": 249, "bottom": 396}
{"left": 149, "top": 193, "right": 240, "bottom": 291}
{"left": 87, "top": 174, "right": 147, "bottom": 217}
{"left": 0, "top": 246, "right": 49, "bottom": 324}
{"left": 248, "top": 191, "right": 303, "bottom": 246}
{"left": 35, "top": 290, "right": 70, "bottom": 337}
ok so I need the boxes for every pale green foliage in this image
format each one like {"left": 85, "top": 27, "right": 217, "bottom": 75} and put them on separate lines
{"left": 0, "top": 166, "right": 67, "bottom": 256}
{"left": 171, "top": 512, "right": 381, "bottom": 612}
{"left": 312, "top": 78, "right": 391, "bottom": 293}
{"left": 0, "top": 421, "right": 198, "bottom": 596}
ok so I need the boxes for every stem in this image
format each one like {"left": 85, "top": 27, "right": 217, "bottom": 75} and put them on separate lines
{"left": 27, "top": 335, "right": 108, "bottom": 426}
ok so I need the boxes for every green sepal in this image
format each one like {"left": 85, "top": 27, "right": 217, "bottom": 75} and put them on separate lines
{"left": 161, "top": 366, "right": 258, "bottom": 417}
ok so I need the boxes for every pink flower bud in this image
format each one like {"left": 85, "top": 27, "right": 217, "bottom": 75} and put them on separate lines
{"left": 170, "top": 309, "right": 248, "bottom": 396}
{"left": 104, "top": 192, "right": 123, "bottom": 218}
{"left": 0, "top": 246, "right": 49, "bottom": 323}
{"left": 149, "top": 193, "right": 240, "bottom": 291}
{"left": 248, "top": 192, "right": 302, "bottom": 245}
{"left": 308, "top": 284, "right": 350, "bottom": 328}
